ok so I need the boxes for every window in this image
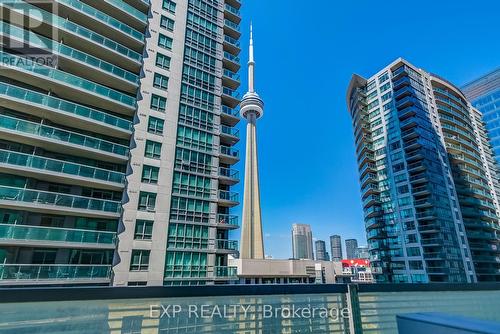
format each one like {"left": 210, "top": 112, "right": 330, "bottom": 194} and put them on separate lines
{"left": 378, "top": 72, "right": 389, "bottom": 84}
{"left": 142, "top": 165, "right": 159, "bottom": 184}
{"left": 160, "top": 15, "right": 175, "bottom": 31}
{"left": 145, "top": 140, "right": 162, "bottom": 159}
{"left": 138, "top": 192, "right": 156, "bottom": 211}
{"left": 158, "top": 33, "right": 173, "bottom": 50}
{"left": 130, "top": 250, "right": 150, "bottom": 271}
{"left": 134, "top": 220, "right": 153, "bottom": 240}
{"left": 150, "top": 94, "right": 167, "bottom": 111}
{"left": 162, "top": 0, "right": 176, "bottom": 14}
{"left": 156, "top": 53, "right": 171, "bottom": 69}
{"left": 153, "top": 73, "right": 169, "bottom": 89}
{"left": 148, "top": 116, "right": 164, "bottom": 135}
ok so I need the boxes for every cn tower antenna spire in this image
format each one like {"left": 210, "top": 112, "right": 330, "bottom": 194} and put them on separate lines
{"left": 248, "top": 22, "right": 255, "bottom": 93}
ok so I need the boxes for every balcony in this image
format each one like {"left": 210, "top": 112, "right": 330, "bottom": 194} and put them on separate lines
{"left": 0, "top": 82, "right": 133, "bottom": 138}
{"left": 53, "top": 0, "right": 145, "bottom": 49}
{"left": 219, "top": 145, "right": 240, "bottom": 164}
{"left": 218, "top": 190, "right": 239, "bottom": 207}
{"left": 216, "top": 214, "right": 239, "bottom": 229}
{"left": 216, "top": 239, "right": 239, "bottom": 253}
{"left": 0, "top": 51, "right": 136, "bottom": 114}
{"left": 0, "top": 149, "right": 125, "bottom": 190}
{"left": 223, "top": 51, "right": 240, "bottom": 72}
{"left": 0, "top": 185, "right": 121, "bottom": 218}
{"left": 0, "top": 22, "right": 139, "bottom": 93}
{"left": 0, "top": 1, "right": 141, "bottom": 70}
{"left": 220, "top": 125, "right": 240, "bottom": 145}
{"left": 218, "top": 167, "right": 239, "bottom": 185}
{"left": 214, "top": 266, "right": 238, "bottom": 278}
{"left": 0, "top": 114, "right": 129, "bottom": 163}
{"left": 395, "top": 96, "right": 417, "bottom": 110}
{"left": 223, "top": 35, "right": 241, "bottom": 55}
{"left": 0, "top": 223, "right": 116, "bottom": 249}
{"left": 86, "top": 0, "right": 148, "bottom": 30}
{"left": 222, "top": 69, "right": 240, "bottom": 90}
{"left": 224, "top": 18, "right": 240, "bottom": 39}
{"left": 220, "top": 106, "right": 240, "bottom": 126}
{"left": 0, "top": 264, "right": 111, "bottom": 284}
{"left": 3, "top": 283, "right": 500, "bottom": 332}
{"left": 224, "top": 4, "right": 241, "bottom": 23}
{"left": 222, "top": 87, "right": 241, "bottom": 108}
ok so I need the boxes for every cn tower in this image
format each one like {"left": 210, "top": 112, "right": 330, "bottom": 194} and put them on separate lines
{"left": 239, "top": 24, "right": 265, "bottom": 259}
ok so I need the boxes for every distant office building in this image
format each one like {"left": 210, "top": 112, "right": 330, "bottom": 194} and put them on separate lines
{"left": 356, "top": 246, "right": 370, "bottom": 260}
{"left": 315, "top": 240, "right": 327, "bottom": 261}
{"left": 345, "top": 239, "right": 358, "bottom": 259}
{"left": 330, "top": 235, "right": 343, "bottom": 261}
{"left": 291, "top": 224, "right": 314, "bottom": 260}
{"left": 325, "top": 252, "right": 331, "bottom": 261}
{"left": 462, "top": 69, "right": 500, "bottom": 162}
{"left": 347, "top": 58, "right": 500, "bottom": 283}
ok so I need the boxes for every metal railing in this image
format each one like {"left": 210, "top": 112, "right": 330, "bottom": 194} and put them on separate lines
{"left": 0, "top": 264, "right": 112, "bottom": 282}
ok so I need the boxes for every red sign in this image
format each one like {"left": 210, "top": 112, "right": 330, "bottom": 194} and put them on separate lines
{"left": 341, "top": 259, "right": 370, "bottom": 267}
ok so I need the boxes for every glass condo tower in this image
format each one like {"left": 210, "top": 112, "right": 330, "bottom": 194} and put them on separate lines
{"left": 0, "top": 0, "right": 242, "bottom": 286}
{"left": 347, "top": 59, "right": 500, "bottom": 283}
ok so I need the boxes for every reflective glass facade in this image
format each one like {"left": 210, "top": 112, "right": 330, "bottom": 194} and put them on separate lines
{"left": 347, "top": 59, "right": 500, "bottom": 283}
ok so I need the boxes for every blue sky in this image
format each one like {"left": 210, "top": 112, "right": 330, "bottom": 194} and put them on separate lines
{"left": 230, "top": 0, "right": 500, "bottom": 259}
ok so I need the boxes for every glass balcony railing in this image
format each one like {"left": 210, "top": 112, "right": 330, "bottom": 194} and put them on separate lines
{"left": 1, "top": 284, "right": 500, "bottom": 333}
{"left": 214, "top": 266, "right": 238, "bottom": 277}
{"left": 0, "top": 51, "right": 136, "bottom": 108}
{"left": 57, "top": 0, "right": 144, "bottom": 42}
{"left": 218, "top": 190, "right": 239, "bottom": 203}
{"left": 1, "top": 0, "right": 142, "bottom": 62}
{"left": 0, "top": 223, "right": 116, "bottom": 245}
{"left": 0, "top": 149, "right": 126, "bottom": 185}
{"left": 104, "top": 0, "right": 147, "bottom": 23}
{"left": 0, "top": 185, "right": 122, "bottom": 214}
{"left": 224, "top": 3, "right": 241, "bottom": 17}
{"left": 216, "top": 239, "right": 238, "bottom": 251}
{"left": 0, "top": 82, "right": 133, "bottom": 132}
{"left": 216, "top": 214, "right": 239, "bottom": 227}
{"left": 0, "top": 264, "right": 112, "bottom": 282}
{"left": 223, "top": 51, "right": 240, "bottom": 63}
{"left": 0, "top": 114, "right": 130, "bottom": 157}
{"left": 0, "top": 23, "right": 139, "bottom": 85}
{"left": 224, "top": 19, "right": 240, "bottom": 32}
{"left": 223, "top": 69, "right": 240, "bottom": 81}
{"left": 221, "top": 125, "right": 240, "bottom": 138}
{"left": 221, "top": 105, "right": 239, "bottom": 117}
{"left": 220, "top": 145, "right": 239, "bottom": 158}
{"left": 224, "top": 35, "right": 240, "bottom": 48}
{"left": 222, "top": 87, "right": 241, "bottom": 99}
{"left": 219, "top": 167, "right": 239, "bottom": 179}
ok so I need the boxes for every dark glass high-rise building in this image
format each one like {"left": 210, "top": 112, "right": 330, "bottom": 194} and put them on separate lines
{"left": 330, "top": 235, "right": 343, "bottom": 261}
{"left": 315, "top": 240, "right": 327, "bottom": 261}
{"left": 347, "top": 58, "right": 500, "bottom": 283}
{"left": 345, "top": 239, "right": 358, "bottom": 259}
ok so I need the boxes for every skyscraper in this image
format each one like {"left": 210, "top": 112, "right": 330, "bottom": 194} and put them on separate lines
{"left": 315, "top": 240, "right": 327, "bottom": 261}
{"left": 462, "top": 69, "right": 500, "bottom": 162}
{"left": 347, "top": 58, "right": 500, "bottom": 283}
{"left": 0, "top": 0, "right": 242, "bottom": 287}
{"left": 345, "top": 239, "right": 358, "bottom": 259}
{"left": 239, "top": 24, "right": 265, "bottom": 260}
{"left": 291, "top": 224, "right": 313, "bottom": 260}
{"left": 330, "top": 235, "right": 343, "bottom": 261}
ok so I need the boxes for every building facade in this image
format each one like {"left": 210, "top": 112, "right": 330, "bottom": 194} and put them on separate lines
{"left": 291, "top": 224, "right": 313, "bottom": 260}
{"left": 330, "top": 235, "right": 343, "bottom": 261}
{"left": 315, "top": 240, "right": 327, "bottom": 261}
{"left": 462, "top": 69, "right": 500, "bottom": 162}
{"left": 347, "top": 58, "right": 500, "bottom": 283}
{"left": 356, "top": 245, "right": 370, "bottom": 259}
{"left": 0, "top": 0, "right": 242, "bottom": 287}
{"left": 345, "top": 239, "right": 358, "bottom": 259}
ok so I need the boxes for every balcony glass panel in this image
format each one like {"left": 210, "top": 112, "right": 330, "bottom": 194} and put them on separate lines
{"left": 0, "top": 115, "right": 129, "bottom": 157}
{"left": 0, "top": 264, "right": 111, "bottom": 282}
{"left": 0, "top": 149, "right": 125, "bottom": 184}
